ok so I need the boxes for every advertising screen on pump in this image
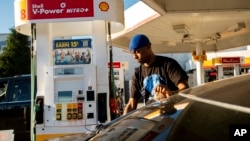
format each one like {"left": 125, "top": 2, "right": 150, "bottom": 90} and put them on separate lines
{"left": 53, "top": 39, "right": 92, "bottom": 65}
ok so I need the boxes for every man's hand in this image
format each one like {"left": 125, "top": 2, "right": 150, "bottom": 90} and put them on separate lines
{"left": 153, "top": 84, "right": 172, "bottom": 101}
{"left": 123, "top": 98, "right": 138, "bottom": 115}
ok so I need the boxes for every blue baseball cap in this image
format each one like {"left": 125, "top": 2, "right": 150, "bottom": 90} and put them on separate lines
{"left": 129, "top": 34, "right": 151, "bottom": 51}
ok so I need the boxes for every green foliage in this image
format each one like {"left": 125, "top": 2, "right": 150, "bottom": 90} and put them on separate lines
{"left": 0, "top": 28, "right": 31, "bottom": 77}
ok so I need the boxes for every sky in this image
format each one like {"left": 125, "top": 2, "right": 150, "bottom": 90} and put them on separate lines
{"left": 0, "top": 0, "right": 15, "bottom": 33}
{"left": 0, "top": 0, "right": 138, "bottom": 34}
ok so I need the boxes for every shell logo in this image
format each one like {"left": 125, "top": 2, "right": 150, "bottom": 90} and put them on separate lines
{"left": 19, "top": 0, "right": 27, "bottom": 21}
{"left": 99, "top": 1, "right": 109, "bottom": 12}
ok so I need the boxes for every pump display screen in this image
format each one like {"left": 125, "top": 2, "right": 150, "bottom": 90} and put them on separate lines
{"left": 58, "top": 91, "right": 72, "bottom": 102}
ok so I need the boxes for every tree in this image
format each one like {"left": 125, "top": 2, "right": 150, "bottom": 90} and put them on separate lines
{"left": 0, "top": 28, "right": 30, "bottom": 77}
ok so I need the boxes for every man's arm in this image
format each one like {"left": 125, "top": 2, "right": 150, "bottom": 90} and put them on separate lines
{"left": 168, "top": 79, "right": 189, "bottom": 96}
{"left": 123, "top": 98, "right": 138, "bottom": 115}
{"left": 176, "top": 79, "right": 189, "bottom": 92}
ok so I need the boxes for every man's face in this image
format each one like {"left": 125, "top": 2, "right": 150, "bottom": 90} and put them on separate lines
{"left": 131, "top": 46, "right": 149, "bottom": 64}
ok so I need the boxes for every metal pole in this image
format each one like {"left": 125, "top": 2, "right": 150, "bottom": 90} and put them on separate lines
{"left": 107, "top": 22, "right": 118, "bottom": 119}
{"left": 30, "top": 23, "right": 36, "bottom": 141}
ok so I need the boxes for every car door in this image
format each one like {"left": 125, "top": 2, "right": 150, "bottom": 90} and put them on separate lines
{"left": 7, "top": 76, "right": 31, "bottom": 141}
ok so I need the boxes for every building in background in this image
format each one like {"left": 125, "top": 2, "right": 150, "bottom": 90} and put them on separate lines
{"left": 199, "top": 46, "right": 250, "bottom": 84}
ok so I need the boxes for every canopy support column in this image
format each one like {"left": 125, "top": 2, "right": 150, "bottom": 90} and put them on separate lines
{"left": 195, "top": 41, "right": 205, "bottom": 85}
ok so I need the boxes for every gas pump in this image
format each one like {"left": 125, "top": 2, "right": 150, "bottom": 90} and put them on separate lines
{"left": 14, "top": 0, "right": 124, "bottom": 140}
{"left": 108, "top": 61, "right": 128, "bottom": 119}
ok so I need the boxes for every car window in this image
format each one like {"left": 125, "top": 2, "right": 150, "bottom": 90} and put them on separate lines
{"left": 11, "top": 79, "right": 31, "bottom": 101}
{"left": 0, "top": 80, "right": 9, "bottom": 102}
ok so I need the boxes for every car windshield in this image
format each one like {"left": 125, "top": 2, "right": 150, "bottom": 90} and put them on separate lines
{"left": 90, "top": 74, "right": 250, "bottom": 141}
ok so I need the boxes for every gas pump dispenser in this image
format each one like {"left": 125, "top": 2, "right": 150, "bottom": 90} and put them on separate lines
{"left": 14, "top": 0, "right": 124, "bottom": 140}
{"left": 108, "top": 61, "right": 128, "bottom": 118}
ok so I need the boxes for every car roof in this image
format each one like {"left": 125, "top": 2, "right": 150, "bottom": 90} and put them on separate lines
{"left": 0, "top": 74, "right": 31, "bottom": 80}
{"left": 180, "top": 73, "right": 250, "bottom": 108}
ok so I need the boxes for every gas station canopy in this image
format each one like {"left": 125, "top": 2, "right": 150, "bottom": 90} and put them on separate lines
{"left": 112, "top": 0, "right": 250, "bottom": 53}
